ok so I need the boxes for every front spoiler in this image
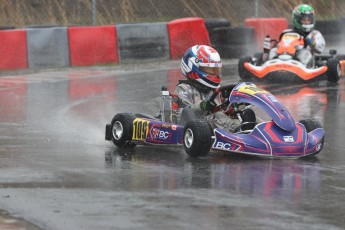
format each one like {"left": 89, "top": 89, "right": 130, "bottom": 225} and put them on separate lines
{"left": 211, "top": 122, "right": 324, "bottom": 158}
{"left": 244, "top": 59, "right": 328, "bottom": 81}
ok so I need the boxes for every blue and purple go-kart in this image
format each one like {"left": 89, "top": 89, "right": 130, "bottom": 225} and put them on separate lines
{"left": 105, "top": 82, "right": 324, "bottom": 158}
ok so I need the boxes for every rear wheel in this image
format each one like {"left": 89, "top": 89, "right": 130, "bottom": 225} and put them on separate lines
{"left": 183, "top": 120, "right": 213, "bottom": 157}
{"left": 238, "top": 56, "right": 253, "bottom": 80}
{"left": 326, "top": 58, "right": 340, "bottom": 82}
{"left": 111, "top": 113, "right": 136, "bottom": 148}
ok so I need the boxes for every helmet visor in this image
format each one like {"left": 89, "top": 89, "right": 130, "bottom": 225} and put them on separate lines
{"left": 300, "top": 14, "right": 314, "bottom": 25}
{"left": 199, "top": 66, "right": 222, "bottom": 75}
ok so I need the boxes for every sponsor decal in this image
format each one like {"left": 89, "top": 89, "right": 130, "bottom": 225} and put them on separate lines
{"left": 281, "top": 33, "right": 300, "bottom": 41}
{"left": 171, "top": 125, "right": 177, "bottom": 130}
{"left": 283, "top": 136, "right": 294, "bottom": 142}
{"left": 316, "top": 143, "right": 322, "bottom": 151}
{"left": 150, "top": 127, "right": 173, "bottom": 140}
{"left": 215, "top": 141, "right": 232, "bottom": 150}
{"left": 161, "top": 124, "right": 171, "bottom": 129}
{"left": 238, "top": 85, "right": 268, "bottom": 95}
{"left": 132, "top": 118, "right": 149, "bottom": 140}
{"left": 274, "top": 64, "right": 293, "bottom": 69}
{"left": 178, "top": 91, "right": 188, "bottom": 98}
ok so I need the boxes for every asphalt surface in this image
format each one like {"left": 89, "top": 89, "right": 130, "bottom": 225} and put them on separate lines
{"left": 0, "top": 60, "right": 345, "bottom": 230}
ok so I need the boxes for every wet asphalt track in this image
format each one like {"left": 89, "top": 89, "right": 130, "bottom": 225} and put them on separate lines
{"left": 0, "top": 61, "right": 345, "bottom": 230}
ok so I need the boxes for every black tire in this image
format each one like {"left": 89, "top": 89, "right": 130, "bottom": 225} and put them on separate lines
{"left": 238, "top": 56, "right": 253, "bottom": 80}
{"left": 213, "top": 26, "right": 255, "bottom": 45}
{"left": 336, "top": 54, "right": 345, "bottom": 60}
{"left": 183, "top": 120, "right": 213, "bottom": 157}
{"left": 110, "top": 113, "right": 136, "bottom": 148}
{"left": 204, "top": 18, "right": 231, "bottom": 33}
{"left": 326, "top": 58, "right": 340, "bottom": 82}
{"left": 253, "top": 52, "right": 264, "bottom": 66}
{"left": 0, "top": 26, "right": 15, "bottom": 30}
{"left": 178, "top": 107, "right": 198, "bottom": 126}
{"left": 299, "top": 118, "right": 324, "bottom": 155}
{"left": 299, "top": 119, "right": 322, "bottom": 132}
{"left": 215, "top": 44, "right": 255, "bottom": 59}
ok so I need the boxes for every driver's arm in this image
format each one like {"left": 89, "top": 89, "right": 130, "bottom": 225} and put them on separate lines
{"left": 306, "top": 30, "right": 325, "bottom": 54}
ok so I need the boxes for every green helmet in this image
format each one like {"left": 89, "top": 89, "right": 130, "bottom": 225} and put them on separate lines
{"left": 292, "top": 4, "right": 315, "bottom": 32}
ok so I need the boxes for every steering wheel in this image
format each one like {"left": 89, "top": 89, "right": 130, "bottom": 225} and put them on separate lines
{"left": 205, "top": 83, "right": 236, "bottom": 110}
{"left": 209, "top": 83, "right": 236, "bottom": 103}
{"left": 209, "top": 83, "right": 253, "bottom": 114}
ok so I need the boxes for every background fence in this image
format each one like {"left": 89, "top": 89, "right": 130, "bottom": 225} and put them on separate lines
{"left": 1, "top": 0, "right": 345, "bottom": 28}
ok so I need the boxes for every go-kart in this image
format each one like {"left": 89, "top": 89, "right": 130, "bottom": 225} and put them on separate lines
{"left": 238, "top": 31, "right": 345, "bottom": 82}
{"left": 105, "top": 82, "right": 324, "bottom": 159}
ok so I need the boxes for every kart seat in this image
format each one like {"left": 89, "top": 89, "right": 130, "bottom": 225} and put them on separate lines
{"left": 239, "top": 108, "right": 257, "bottom": 132}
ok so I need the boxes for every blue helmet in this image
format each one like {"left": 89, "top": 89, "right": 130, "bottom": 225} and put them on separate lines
{"left": 181, "top": 45, "right": 222, "bottom": 89}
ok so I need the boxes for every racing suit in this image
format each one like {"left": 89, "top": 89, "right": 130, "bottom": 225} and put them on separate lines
{"left": 174, "top": 81, "right": 241, "bottom": 133}
{"left": 268, "top": 28, "right": 325, "bottom": 67}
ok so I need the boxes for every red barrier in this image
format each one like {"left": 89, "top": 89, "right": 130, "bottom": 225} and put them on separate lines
{"left": 0, "top": 30, "right": 28, "bottom": 70}
{"left": 168, "top": 17, "right": 210, "bottom": 60}
{"left": 245, "top": 18, "right": 288, "bottom": 49}
{"left": 68, "top": 26, "right": 118, "bottom": 66}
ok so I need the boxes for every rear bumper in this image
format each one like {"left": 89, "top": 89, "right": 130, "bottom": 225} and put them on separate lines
{"left": 105, "top": 124, "right": 112, "bottom": 141}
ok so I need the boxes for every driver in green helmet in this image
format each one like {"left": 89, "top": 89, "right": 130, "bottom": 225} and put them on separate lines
{"left": 265, "top": 4, "right": 325, "bottom": 67}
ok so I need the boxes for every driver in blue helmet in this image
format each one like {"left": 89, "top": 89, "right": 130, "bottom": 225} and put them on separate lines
{"left": 174, "top": 45, "right": 256, "bottom": 133}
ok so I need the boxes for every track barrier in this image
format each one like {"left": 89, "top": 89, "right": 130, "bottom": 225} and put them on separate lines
{"left": 116, "top": 22, "right": 170, "bottom": 63}
{"left": 68, "top": 25, "right": 118, "bottom": 66}
{"left": 245, "top": 18, "right": 288, "bottom": 49}
{"left": 1, "top": 17, "right": 344, "bottom": 71}
{"left": 0, "top": 29, "right": 27, "bottom": 70}
{"left": 168, "top": 17, "right": 210, "bottom": 60}
{"left": 27, "top": 27, "right": 69, "bottom": 68}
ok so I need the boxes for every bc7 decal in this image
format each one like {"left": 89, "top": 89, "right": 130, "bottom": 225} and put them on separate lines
{"left": 132, "top": 118, "right": 150, "bottom": 140}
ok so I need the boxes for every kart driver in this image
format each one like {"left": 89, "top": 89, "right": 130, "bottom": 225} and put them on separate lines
{"left": 265, "top": 4, "right": 325, "bottom": 68}
{"left": 173, "top": 45, "right": 256, "bottom": 133}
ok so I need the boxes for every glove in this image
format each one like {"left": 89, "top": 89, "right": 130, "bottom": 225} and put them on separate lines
{"left": 305, "top": 37, "right": 316, "bottom": 49}
{"left": 263, "top": 35, "right": 271, "bottom": 51}
{"left": 200, "top": 100, "right": 217, "bottom": 112}
{"left": 221, "top": 85, "right": 235, "bottom": 99}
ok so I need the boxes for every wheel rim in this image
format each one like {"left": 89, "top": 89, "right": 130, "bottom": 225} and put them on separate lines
{"left": 184, "top": 128, "right": 194, "bottom": 148}
{"left": 112, "top": 121, "right": 123, "bottom": 140}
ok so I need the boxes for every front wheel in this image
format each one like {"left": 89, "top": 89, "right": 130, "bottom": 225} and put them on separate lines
{"left": 299, "top": 118, "right": 322, "bottom": 132}
{"left": 299, "top": 118, "right": 324, "bottom": 155}
{"left": 183, "top": 120, "right": 213, "bottom": 157}
{"left": 238, "top": 56, "right": 253, "bottom": 80}
{"left": 326, "top": 58, "right": 340, "bottom": 82}
{"left": 110, "top": 113, "right": 136, "bottom": 148}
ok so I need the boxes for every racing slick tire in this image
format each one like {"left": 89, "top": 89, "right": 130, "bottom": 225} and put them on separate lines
{"left": 299, "top": 118, "right": 322, "bottom": 133}
{"left": 108, "top": 113, "right": 136, "bottom": 148}
{"left": 183, "top": 120, "right": 213, "bottom": 157}
{"left": 253, "top": 52, "right": 264, "bottom": 66}
{"left": 326, "top": 58, "right": 340, "bottom": 82}
{"left": 238, "top": 56, "right": 253, "bottom": 80}
{"left": 299, "top": 118, "right": 324, "bottom": 155}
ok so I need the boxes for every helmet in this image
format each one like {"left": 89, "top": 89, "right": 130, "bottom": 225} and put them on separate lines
{"left": 181, "top": 45, "right": 222, "bottom": 89}
{"left": 292, "top": 4, "right": 315, "bottom": 33}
